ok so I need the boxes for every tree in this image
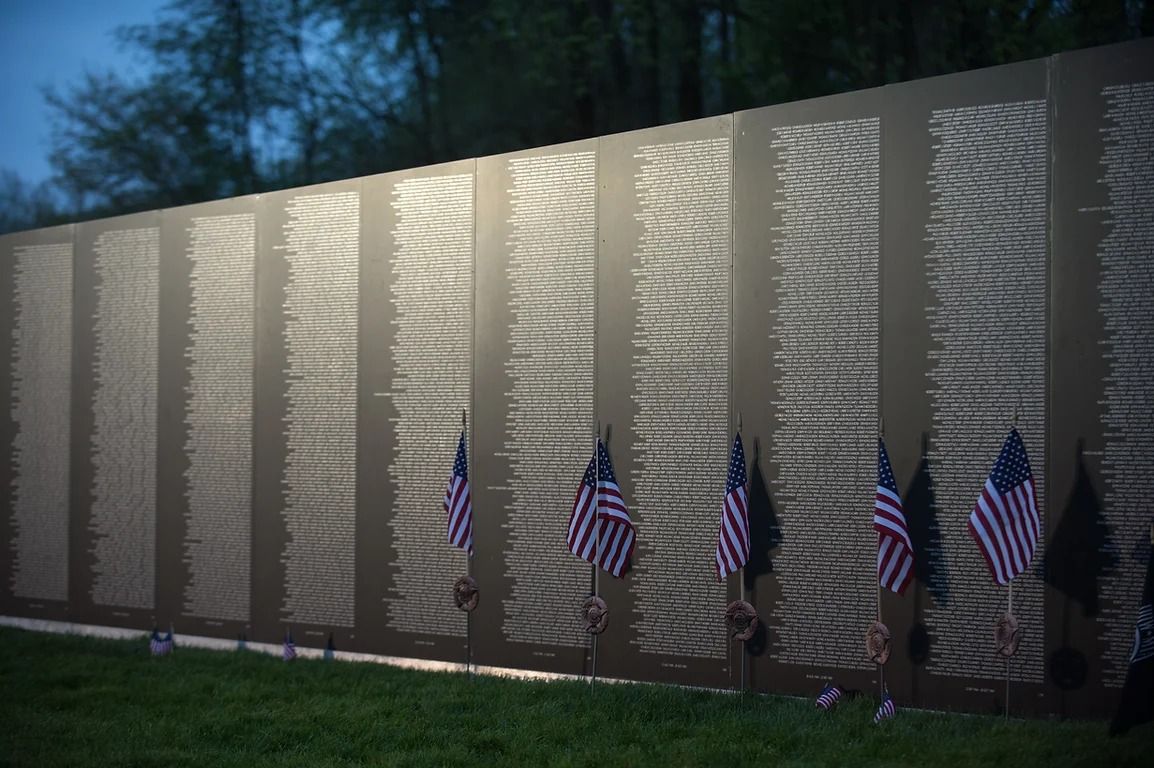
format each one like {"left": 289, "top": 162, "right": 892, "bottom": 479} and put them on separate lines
{"left": 0, "top": 170, "right": 61, "bottom": 235}
{"left": 46, "top": 0, "right": 328, "bottom": 213}
{"left": 34, "top": 0, "right": 1152, "bottom": 227}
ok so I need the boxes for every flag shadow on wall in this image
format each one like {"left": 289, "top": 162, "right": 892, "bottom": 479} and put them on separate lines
{"left": 743, "top": 438, "right": 781, "bottom": 657}
{"left": 905, "top": 433, "right": 946, "bottom": 669}
{"left": 1044, "top": 438, "right": 1114, "bottom": 699}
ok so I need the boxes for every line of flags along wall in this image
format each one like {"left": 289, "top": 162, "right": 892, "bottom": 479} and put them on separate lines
{"left": 142, "top": 411, "right": 1152, "bottom": 730}
{"left": 547, "top": 425, "right": 1037, "bottom": 591}
{"left": 439, "top": 415, "right": 1043, "bottom": 596}
{"left": 444, "top": 430, "right": 474, "bottom": 554}
{"left": 875, "top": 437, "right": 914, "bottom": 595}
{"left": 715, "top": 432, "right": 750, "bottom": 580}
{"left": 968, "top": 427, "right": 1040, "bottom": 585}
{"left": 357, "top": 409, "right": 1046, "bottom": 703}
{"left": 567, "top": 438, "right": 635, "bottom": 578}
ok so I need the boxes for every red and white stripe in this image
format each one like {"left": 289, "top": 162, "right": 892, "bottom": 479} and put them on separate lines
{"left": 874, "top": 690, "right": 896, "bottom": 723}
{"left": 444, "top": 432, "right": 473, "bottom": 554}
{"left": 566, "top": 467, "right": 598, "bottom": 562}
{"left": 968, "top": 476, "right": 1038, "bottom": 586}
{"left": 445, "top": 473, "right": 473, "bottom": 553}
{"left": 567, "top": 444, "right": 634, "bottom": 578}
{"left": 874, "top": 485, "right": 913, "bottom": 595}
{"left": 816, "top": 684, "right": 842, "bottom": 710}
{"left": 715, "top": 486, "right": 749, "bottom": 579}
{"left": 715, "top": 433, "right": 750, "bottom": 580}
{"left": 594, "top": 486, "right": 635, "bottom": 578}
{"left": 568, "top": 480, "right": 635, "bottom": 578}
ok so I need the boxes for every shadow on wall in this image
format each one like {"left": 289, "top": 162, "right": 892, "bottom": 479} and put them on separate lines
{"left": 743, "top": 437, "right": 781, "bottom": 658}
{"left": 1044, "top": 438, "right": 1113, "bottom": 695}
{"left": 905, "top": 433, "right": 943, "bottom": 668}
{"left": 907, "top": 433, "right": 948, "bottom": 607}
{"left": 744, "top": 437, "right": 782, "bottom": 588}
{"left": 1044, "top": 438, "right": 1112, "bottom": 617}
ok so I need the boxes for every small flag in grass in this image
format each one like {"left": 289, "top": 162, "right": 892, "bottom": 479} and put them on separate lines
{"left": 816, "top": 683, "right": 842, "bottom": 710}
{"left": 324, "top": 634, "right": 335, "bottom": 662}
{"left": 237, "top": 633, "right": 247, "bottom": 652}
{"left": 149, "top": 627, "right": 173, "bottom": 656}
{"left": 283, "top": 630, "right": 296, "bottom": 661}
{"left": 874, "top": 689, "right": 896, "bottom": 723}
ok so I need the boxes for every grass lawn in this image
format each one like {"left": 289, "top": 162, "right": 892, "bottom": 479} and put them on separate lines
{"left": 0, "top": 627, "right": 1148, "bottom": 767}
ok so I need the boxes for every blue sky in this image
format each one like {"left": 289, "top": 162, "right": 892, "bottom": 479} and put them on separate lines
{"left": 0, "top": 0, "right": 164, "bottom": 186}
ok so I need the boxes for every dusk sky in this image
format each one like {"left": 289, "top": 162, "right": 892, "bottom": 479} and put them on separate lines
{"left": 0, "top": 0, "right": 164, "bottom": 186}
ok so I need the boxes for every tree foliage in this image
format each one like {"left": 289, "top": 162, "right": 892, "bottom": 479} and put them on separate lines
{"left": 4, "top": 0, "right": 1149, "bottom": 232}
{"left": 0, "top": 171, "right": 62, "bottom": 235}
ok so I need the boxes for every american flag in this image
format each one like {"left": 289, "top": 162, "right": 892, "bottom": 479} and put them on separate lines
{"left": 874, "top": 689, "right": 896, "bottom": 723}
{"left": 283, "top": 631, "right": 296, "bottom": 662}
{"left": 875, "top": 437, "right": 914, "bottom": 595}
{"left": 815, "top": 683, "right": 842, "bottom": 710}
{"left": 324, "top": 634, "right": 336, "bottom": 662}
{"left": 967, "top": 427, "right": 1040, "bottom": 585}
{"left": 444, "top": 431, "right": 474, "bottom": 554}
{"left": 149, "top": 627, "right": 173, "bottom": 656}
{"left": 715, "top": 433, "right": 750, "bottom": 580}
{"left": 566, "top": 438, "right": 635, "bottom": 578}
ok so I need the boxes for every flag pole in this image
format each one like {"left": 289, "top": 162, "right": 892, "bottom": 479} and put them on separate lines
{"left": 463, "top": 408, "right": 473, "bottom": 679}
{"left": 877, "top": 416, "right": 885, "bottom": 701}
{"left": 737, "top": 412, "right": 746, "bottom": 695}
{"left": 1005, "top": 579, "right": 1013, "bottom": 719}
{"left": 878, "top": 588, "right": 884, "bottom": 701}
{"left": 590, "top": 422, "right": 601, "bottom": 689}
{"left": 1005, "top": 407, "right": 1019, "bottom": 718}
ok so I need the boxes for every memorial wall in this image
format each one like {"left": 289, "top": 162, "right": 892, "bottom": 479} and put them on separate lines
{"left": 1, "top": 40, "right": 1151, "bottom": 719}
{"left": 735, "top": 84, "right": 885, "bottom": 699}
{"left": 473, "top": 140, "right": 598, "bottom": 675}
{"left": 883, "top": 58, "right": 1051, "bottom": 716}
{"left": 156, "top": 197, "right": 256, "bottom": 641}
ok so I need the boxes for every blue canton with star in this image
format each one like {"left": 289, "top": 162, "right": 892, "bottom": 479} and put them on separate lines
{"left": 991, "top": 428, "right": 1033, "bottom": 493}
{"left": 877, "top": 438, "right": 899, "bottom": 494}
{"left": 727, "top": 434, "right": 747, "bottom": 494}
{"left": 596, "top": 439, "right": 618, "bottom": 484}
{"left": 580, "top": 452, "right": 597, "bottom": 488}
{"left": 454, "top": 434, "right": 469, "bottom": 478}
